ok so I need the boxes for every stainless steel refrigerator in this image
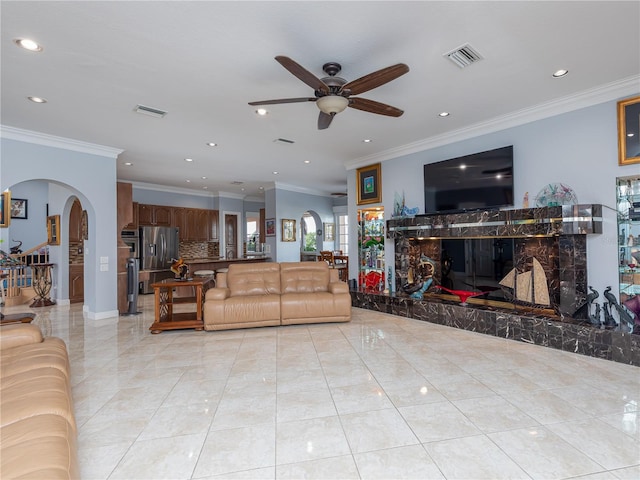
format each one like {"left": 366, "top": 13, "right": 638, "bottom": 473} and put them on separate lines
{"left": 139, "top": 226, "right": 179, "bottom": 293}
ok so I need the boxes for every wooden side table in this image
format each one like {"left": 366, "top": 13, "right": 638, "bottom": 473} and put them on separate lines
{"left": 149, "top": 277, "right": 212, "bottom": 334}
{"left": 31, "top": 263, "right": 56, "bottom": 307}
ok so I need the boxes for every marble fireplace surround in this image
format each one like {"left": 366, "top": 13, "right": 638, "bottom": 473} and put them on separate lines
{"left": 387, "top": 204, "right": 603, "bottom": 317}
{"left": 351, "top": 204, "right": 639, "bottom": 366}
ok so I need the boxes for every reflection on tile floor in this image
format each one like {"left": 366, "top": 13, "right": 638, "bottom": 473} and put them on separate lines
{"left": 5, "top": 296, "right": 639, "bottom": 479}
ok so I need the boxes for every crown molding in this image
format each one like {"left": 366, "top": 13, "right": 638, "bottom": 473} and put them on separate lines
{"left": 273, "top": 181, "right": 332, "bottom": 197}
{"left": 345, "top": 75, "right": 640, "bottom": 170}
{"left": 218, "top": 191, "right": 246, "bottom": 200}
{"left": 1, "top": 125, "right": 123, "bottom": 158}
{"left": 128, "top": 180, "right": 216, "bottom": 198}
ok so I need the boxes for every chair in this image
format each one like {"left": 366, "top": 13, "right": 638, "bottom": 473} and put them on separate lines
{"left": 319, "top": 251, "right": 348, "bottom": 282}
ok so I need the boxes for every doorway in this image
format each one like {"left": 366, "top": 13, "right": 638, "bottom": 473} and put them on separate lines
{"left": 224, "top": 212, "right": 239, "bottom": 259}
{"left": 68, "top": 198, "right": 84, "bottom": 304}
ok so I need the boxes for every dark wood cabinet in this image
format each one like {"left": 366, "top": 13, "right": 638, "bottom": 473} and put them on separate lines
{"left": 209, "top": 210, "right": 219, "bottom": 241}
{"left": 69, "top": 199, "right": 83, "bottom": 242}
{"left": 124, "top": 202, "right": 138, "bottom": 231}
{"left": 69, "top": 264, "right": 84, "bottom": 304}
{"left": 138, "top": 204, "right": 173, "bottom": 226}
{"left": 187, "top": 209, "right": 209, "bottom": 241}
{"left": 173, "top": 207, "right": 188, "bottom": 239}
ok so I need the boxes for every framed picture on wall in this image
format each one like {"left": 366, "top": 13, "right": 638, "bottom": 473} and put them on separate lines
{"left": 265, "top": 218, "right": 276, "bottom": 237}
{"left": 281, "top": 218, "right": 296, "bottom": 242}
{"left": 10, "top": 198, "right": 28, "bottom": 219}
{"left": 0, "top": 191, "right": 10, "bottom": 228}
{"left": 356, "top": 163, "right": 382, "bottom": 205}
{"left": 324, "top": 222, "right": 335, "bottom": 241}
{"left": 617, "top": 95, "right": 640, "bottom": 165}
{"left": 47, "top": 215, "right": 61, "bottom": 245}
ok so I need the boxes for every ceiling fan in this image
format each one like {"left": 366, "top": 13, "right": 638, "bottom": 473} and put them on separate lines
{"left": 248, "top": 56, "right": 409, "bottom": 130}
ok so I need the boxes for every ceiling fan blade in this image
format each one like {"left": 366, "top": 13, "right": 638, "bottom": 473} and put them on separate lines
{"left": 248, "top": 97, "right": 316, "bottom": 106}
{"left": 341, "top": 63, "right": 409, "bottom": 96}
{"left": 348, "top": 97, "right": 404, "bottom": 117}
{"left": 275, "top": 56, "right": 329, "bottom": 93}
{"left": 318, "top": 112, "right": 334, "bottom": 130}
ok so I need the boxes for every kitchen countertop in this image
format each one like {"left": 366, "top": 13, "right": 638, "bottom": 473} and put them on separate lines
{"left": 183, "top": 256, "right": 269, "bottom": 264}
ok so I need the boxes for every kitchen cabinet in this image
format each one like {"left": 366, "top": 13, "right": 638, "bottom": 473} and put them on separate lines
{"left": 69, "top": 264, "right": 84, "bottom": 304}
{"left": 617, "top": 175, "right": 640, "bottom": 300}
{"left": 173, "top": 207, "right": 188, "bottom": 239}
{"left": 138, "top": 204, "right": 172, "bottom": 226}
{"left": 124, "top": 202, "right": 138, "bottom": 231}
{"left": 69, "top": 199, "right": 83, "bottom": 242}
{"left": 187, "top": 208, "right": 210, "bottom": 241}
{"left": 209, "top": 210, "right": 219, "bottom": 240}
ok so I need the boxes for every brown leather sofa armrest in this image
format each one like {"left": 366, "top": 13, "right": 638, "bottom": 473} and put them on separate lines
{"left": 328, "top": 282, "right": 349, "bottom": 294}
{"left": 205, "top": 288, "right": 230, "bottom": 301}
{"left": 0, "top": 323, "right": 43, "bottom": 350}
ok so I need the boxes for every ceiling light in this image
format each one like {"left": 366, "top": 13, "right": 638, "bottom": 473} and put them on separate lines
{"left": 304, "top": 160, "right": 310, "bottom": 164}
{"left": 553, "top": 69, "right": 568, "bottom": 78}
{"left": 201, "top": 176, "right": 207, "bottom": 179}
{"left": 273, "top": 171, "right": 279, "bottom": 175}
{"left": 316, "top": 95, "right": 349, "bottom": 114}
{"left": 206, "top": 142, "right": 217, "bottom": 147}
{"left": 186, "top": 179, "right": 191, "bottom": 183}
{"left": 438, "top": 112, "right": 450, "bottom": 117}
{"left": 256, "top": 108, "right": 268, "bottom": 116}
{"left": 259, "top": 186, "right": 264, "bottom": 190}
{"left": 14, "top": 38, "right": 42, "bottom": 52}
{"left": 124, "top": 162, "right": 133, "bottom": 166}
{"left": 363, "top": 139, "right": 372, "bottom": 143}
{"left": 185, "top": 158, "right": 193, "bottom": 162}
{"left": 27, "top": 96, "right": 47, "bottom": 103}
{"left": 202, "top": 186, "right": 208, "bottom": 190}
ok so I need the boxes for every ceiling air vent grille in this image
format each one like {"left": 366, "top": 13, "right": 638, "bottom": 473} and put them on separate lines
{"left": 274, "top": 138, "right": 295, "bottom": 144}
{"left": 134, "top": 104, "right": 167, "bottom": 118}
{"left": 444, "top": 44, "right": 483, "bottom": 68}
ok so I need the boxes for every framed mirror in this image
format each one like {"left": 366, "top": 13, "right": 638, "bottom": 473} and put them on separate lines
{"left": 617, "top": 95, "right": 640, "bottom": 166}
{"left": 47, "top": 214, "right": 60, "bottom": 245}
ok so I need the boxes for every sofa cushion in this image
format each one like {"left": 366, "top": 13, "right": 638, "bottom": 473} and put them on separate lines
{"left": 1, "top": 413, "right": 79, "bottom": 479}
{"left": 0, "top": 323, "right": 43, "bottom": 350}
{"left": 1, "top": 367, "right": 76, "bottom": 431}
{"left": 227, "top": 263, "right": 281, "bottom": 297}
{"left": 1, "top": 337, "right": 70, "bottom": 380}
{"left": 280, "top": 262, "right": 330, "bottom": 294}
{"left": 281, "top": 291, "right": 351, "bottom": 323}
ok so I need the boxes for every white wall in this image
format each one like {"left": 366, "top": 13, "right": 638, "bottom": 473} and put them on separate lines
{"left": 1, "top": 132, "right": 121, "bottom": 319}
{"left": 349, "top": 98, "right": 640, "bottom": 298}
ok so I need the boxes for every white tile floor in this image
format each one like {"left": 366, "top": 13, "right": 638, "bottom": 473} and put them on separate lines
{"left": 5, "top": 296, "right": 640, "bottom": 480}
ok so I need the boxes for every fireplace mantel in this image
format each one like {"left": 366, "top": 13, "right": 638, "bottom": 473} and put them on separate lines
{"left": 386, "top": 204, "right": 602, "bottom": 239}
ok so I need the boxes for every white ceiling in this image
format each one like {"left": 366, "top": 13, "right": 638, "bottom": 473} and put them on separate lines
{"left": 2, "top": 1, "right": 639, "bottom": 199}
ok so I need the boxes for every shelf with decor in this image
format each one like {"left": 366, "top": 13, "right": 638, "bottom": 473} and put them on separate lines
{"left": 358, "top": 208, "right": 385, "bottom": 291}
{"left": 617, "top": 175, "right": 640, "bottom": 298}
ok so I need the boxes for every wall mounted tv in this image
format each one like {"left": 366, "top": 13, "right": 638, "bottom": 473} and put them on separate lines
{"left": 423, "top": 145, "right": 514, "bottom": 214}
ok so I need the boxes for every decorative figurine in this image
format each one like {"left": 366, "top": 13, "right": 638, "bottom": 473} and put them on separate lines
{"left": 523, "top": 191, "right": 529, "bottom": 209}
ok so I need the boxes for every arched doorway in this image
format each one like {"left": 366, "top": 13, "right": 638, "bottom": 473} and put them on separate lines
{"left": 68, "top": 198, "right": 84, "bottom": 304}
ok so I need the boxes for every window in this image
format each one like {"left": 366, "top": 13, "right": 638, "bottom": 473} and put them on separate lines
{"left": 302, "top": 212, "right": 316, "bottom": 251}
{"left": 246, "top": 213, "right": 259, "bottom": 251}
{"left": 338, "top": 214, "right": 348, "bottom": 254}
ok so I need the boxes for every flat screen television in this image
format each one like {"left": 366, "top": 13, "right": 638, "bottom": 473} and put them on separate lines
{"left": 423, "top": 145, "right": 514, "bottom": 214}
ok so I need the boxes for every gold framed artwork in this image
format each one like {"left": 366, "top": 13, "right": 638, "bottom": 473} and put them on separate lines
{"left": 281, "top": 218, "right": 296, "bottom": 242}
{"left": 617, "top": 95, "right": 640, "bottom": 165}
{"left": 47, "top": 215, "right": 60, "bottom": 245}
{"left": 0, "top": 191, "right": 10, "bottom": 228}
{"left": 324, "top": 222, "right": 335, "bottom": 241}
{"left": 356, "top": 163, "right": 382, "bottom": 205}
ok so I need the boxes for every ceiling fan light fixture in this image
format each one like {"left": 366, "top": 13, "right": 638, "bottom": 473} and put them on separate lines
{"left": 316, "top": 95, "right": 349, "bottom": 115}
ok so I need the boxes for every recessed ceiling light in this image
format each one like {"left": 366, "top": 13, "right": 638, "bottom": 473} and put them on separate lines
{"left": 438, "top": 112, "right": 450, "bottom": 117}
{"left": 124, "top": 162, "right": 133, "bottom": 166}
{"left": 201, "top": 176, "right": 207, "bottom": 179}
{"left": 27, "top": 96, "right": 47, "bottom": 103}
{"left": 186, "top": 179, "right": 191, "bottom": 183}
{"left": 363, "top": 139, "right": 372, "bottom": 143}
{"left": 256, "top": 108, "right": 268, "bottom": 116}
{"left": 553, "top": 69, "right": 568, "bottom": 78}
{"left": 184, "top": 158, "right": 193, "bottom": 162}
{"left": 272, "top": 171, "right": 278, "bottom": 175}
{"left": 14, "top": 38, "right": 42, "bottom": 52}
{"left": 206, "top": 142, "right": 217, "bottom": 147}
{"left": 304, "top": 160, "right": 310, "bottom": 164}
{"left": 259, "top": 186, "right": 264, "bottom": 190}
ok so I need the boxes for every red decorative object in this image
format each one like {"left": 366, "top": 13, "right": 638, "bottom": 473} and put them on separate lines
{"left": 437, "top": 286, "right": 486, "bottom": 304}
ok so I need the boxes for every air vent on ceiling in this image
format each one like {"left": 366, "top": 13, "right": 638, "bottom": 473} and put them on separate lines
{"left": 230, "top": 181, "right": 244, "bottom": 185}
{"left": 274, "top": 138, "right": 295, "bottom": 144}
{"left": 443, "top": 44, "right": 483, "bottom": 68}
{"left": 134, "top": 104, "right": 167, "bottom": 118}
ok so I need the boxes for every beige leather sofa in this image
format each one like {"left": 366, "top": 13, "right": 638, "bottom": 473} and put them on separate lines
{"left": 0, "top": 323, "right": 79, "bottom": 479}
{"left": 204, "top": 261, "right": 351, "bottom": 330}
